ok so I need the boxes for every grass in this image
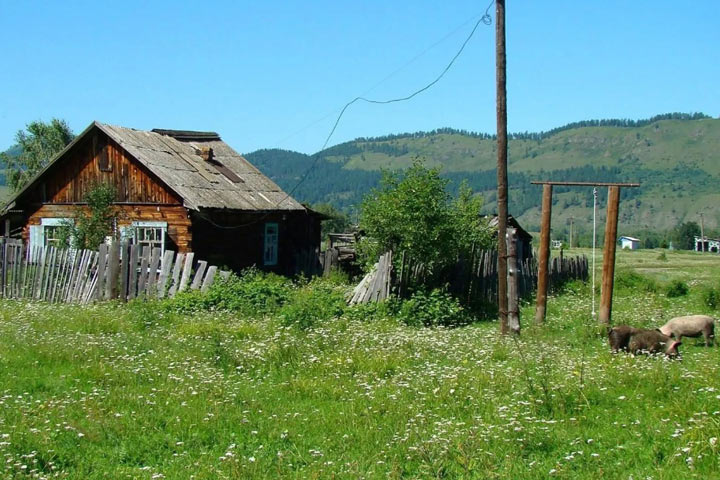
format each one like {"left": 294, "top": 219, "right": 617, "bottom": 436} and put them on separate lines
{"left": 0, "top": 250, "right": 719, "bottom": 478}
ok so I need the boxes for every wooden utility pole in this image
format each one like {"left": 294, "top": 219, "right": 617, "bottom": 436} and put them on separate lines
{"left": 506, "top": 227, "right": 520, "bottom": 333}
{"left": 700, "top": 213, "right": 705, "bottom": 252}
{"left": 496, "top": 0, "right": 509, "bottom": 334}
{"left": 598, "top": 186, "right": 620, "bottom": 327}
{"left": 534, "top": 184, "right": 552, "bottom": 324}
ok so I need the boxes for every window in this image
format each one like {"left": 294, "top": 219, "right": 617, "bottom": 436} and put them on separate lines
{"left": 38, "top": 218, "right": 73, "bottom": 248}
{"left": 43, "top": 226, "right": 65, "bottom": 247}
{"left": 130, "top": 221, "right": 167, "bottom": 255}
{"left": 263, "top": 223, "right": 278, "bottom": 266}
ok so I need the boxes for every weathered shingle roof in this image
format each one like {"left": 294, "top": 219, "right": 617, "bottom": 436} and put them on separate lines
{"left": 96, "top": 122, "right": 304, "bottom": 211}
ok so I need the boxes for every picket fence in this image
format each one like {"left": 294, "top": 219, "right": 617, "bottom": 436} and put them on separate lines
{"left": 0, "top": 238, "right": 229, "bottom": 304}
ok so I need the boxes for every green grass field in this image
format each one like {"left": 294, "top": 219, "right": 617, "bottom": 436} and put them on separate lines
{"left": 1, "top": 250, "right": 719, "bottom": 479}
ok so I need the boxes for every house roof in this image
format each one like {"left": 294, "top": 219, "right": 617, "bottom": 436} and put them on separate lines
{"left": 3, "top": 121, "right": 306, "bottom": 213}
{"left": 619, "top": 236, "right": 640, "bottom": 242}
{"left": 486, "top": 214, "right": 533, "bottom": 241}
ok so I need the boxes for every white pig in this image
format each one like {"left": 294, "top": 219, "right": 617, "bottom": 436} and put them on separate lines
{"left": 658, "top": 315, "right": 715, "bottom": 347}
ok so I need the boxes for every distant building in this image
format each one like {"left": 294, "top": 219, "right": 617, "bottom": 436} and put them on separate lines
{"left": 694, "top": 236, "right": 720, "bottom": 253}
{"left": 551, "top": 240, "right": 563, "bottom": 249}
{"left": 618, "top": 236, "right": 640, "bottom": 250}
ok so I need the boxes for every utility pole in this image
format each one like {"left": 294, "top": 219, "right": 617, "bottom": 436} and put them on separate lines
{"left": 569, "top": 216, "right": 574, "bottom": 248}
{"left": 700, "top": 212, "right": 705, "bottom": 252}
{"left": 495, "top": 0, "right": 509, "bottom": 334}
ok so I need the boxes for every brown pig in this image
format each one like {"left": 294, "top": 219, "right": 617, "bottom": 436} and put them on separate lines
{"left": 658, "top": 315, "right": 715, "bottom": 347}
{"left": 608, "top": 325, "right": 642, "bottom": 353}
{"left": 628, "top": 329, "right": 681, "bottom": 357}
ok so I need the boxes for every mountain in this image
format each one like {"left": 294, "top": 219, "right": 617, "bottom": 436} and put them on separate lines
{"left": 245, "top": 113, "right": 720, "bottom": 240}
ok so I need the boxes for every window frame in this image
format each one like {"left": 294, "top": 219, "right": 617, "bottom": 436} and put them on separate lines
{"left": 263, "top": 222, "right": 279, "bottom": 266}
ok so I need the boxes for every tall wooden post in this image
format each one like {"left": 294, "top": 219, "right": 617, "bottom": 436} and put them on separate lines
{"left": 506, "top": 227, "right": 520, "bottom": 334}
{"left": 599, "top": 186, "right": 621, "bottom": 326}
{"left": 496, "top": 0, "right": 509, "bottom": 333}
{"left": 535, "top": 183, "right": 552, "bottom": 324}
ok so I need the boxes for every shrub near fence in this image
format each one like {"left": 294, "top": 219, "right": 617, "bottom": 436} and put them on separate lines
{"left": 0, "top": 238, "right": 228, "bottom": 304}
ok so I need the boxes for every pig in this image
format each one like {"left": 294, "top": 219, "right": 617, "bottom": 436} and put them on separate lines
{"left": 658, "top": 315, "right": 715, "bottom": 347}
{"left": 608, "top": 325, "right": 681, "bottom": 357}
{"left": 628, "top": 329, "right": 681, "bottom": 357}
{"left": 608, "top": 325, "right": 642, "bottom": 353}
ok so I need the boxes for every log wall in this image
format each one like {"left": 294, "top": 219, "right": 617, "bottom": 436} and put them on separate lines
{"left": 25, "top": 204, "right": 192, "bottom": 252}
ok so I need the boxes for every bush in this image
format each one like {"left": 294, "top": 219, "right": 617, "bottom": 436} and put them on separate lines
{"left": 656, "top": 251, "right": 667, "bottom": 261}
{"left": 358, "top": 162, "right": 493, "bottom": 279}
{"left": 163, "top": 268, "right": 293, "bottom": 315}
{"left": 615, "top": 271, "right": 657, "bottom": 293}
{"left": 279, "top": 278, "right": 348, "bottom": 329}
{"left": 703, "top": 286, "right": 720, "bottom": 309}
{"left": 396, "top": 288, "right": 469, "bottom": 328}
{"left": 665, "top": 279, "right": 689, "bottom": 298}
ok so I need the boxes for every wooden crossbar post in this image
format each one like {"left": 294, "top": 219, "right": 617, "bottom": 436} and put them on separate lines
{"left": 535, "top": 183, "right": 553, "bottom": 324}
{"left": 599, "top": 186, "right": 621, "bottom": 326}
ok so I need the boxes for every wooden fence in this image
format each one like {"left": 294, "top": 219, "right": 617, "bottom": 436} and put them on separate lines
{"left": 0, "top": 238, "right": 228, "bottom": 304}
{"left": 349, "top": 249, "right": 589, "bottom": 305}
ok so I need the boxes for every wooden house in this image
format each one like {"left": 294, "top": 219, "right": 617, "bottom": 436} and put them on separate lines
{"left": 0, "top": 121, "right": 323, "bottom": 275}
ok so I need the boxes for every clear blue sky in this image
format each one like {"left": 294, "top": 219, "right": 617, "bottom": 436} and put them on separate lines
{"left": 1, "top": 1, "right": 718, "bottom": 154}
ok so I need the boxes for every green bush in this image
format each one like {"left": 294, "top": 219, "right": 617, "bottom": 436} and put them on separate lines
{"left": 665, "top": 279, "right": 689, "bottom": 298}
{"left": 656, "top": 251, "right": 668, "bottom": 261}
{"left": 396, "top": 288, "right": 469, "bottom": 328}
{"left": 163, "top": 268, "right": 293, "bottom": 315}
{"left": 615, "top": 271, "right": 657, "bottom": 293}
{"left": 703, "top": 286, "right": 720, "bottom": 309}
{"left": 279, "top": 278, "right": 347, "bottom": 329}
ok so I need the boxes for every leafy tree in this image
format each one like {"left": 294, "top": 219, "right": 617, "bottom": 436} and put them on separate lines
{"left": 1, "top": 119, "right": 74, "bottom": 192}
{"left": 672, "top": 221, "right": 700, "bottom": 250}
{"left": 358, "top": 161, "right": 493, "bottom": 278}
{"left": 312, "top": 202, "right": 351, "bottom": 240}
{"left": 62, "top": 183, "right": 117, "bottom": 249}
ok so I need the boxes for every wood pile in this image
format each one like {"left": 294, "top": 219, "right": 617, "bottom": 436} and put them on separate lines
{"left": 348, "top": 251, "right": 393, "bottom": 304}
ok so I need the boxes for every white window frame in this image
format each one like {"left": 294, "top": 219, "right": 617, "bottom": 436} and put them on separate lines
{"left": 131, "top": 221, "right": 168, "bottom": 256}
{"left": 40, "top": 217, "right": 74, "bottom": 248}
{"left": 263, "top": 222, "right": 278, "bottom": 266}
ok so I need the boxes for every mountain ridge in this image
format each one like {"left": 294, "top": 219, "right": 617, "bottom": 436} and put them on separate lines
{"left": 245, "top": 113, "right": 720, "bottom": 238}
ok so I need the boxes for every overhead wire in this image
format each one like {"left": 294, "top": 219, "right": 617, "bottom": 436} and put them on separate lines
{"left": 198, "top": 0, "right": 496, "bottom": 230}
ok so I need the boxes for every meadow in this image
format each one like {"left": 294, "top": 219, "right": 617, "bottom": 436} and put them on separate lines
{"left": 1, "top": 249, "right": 719, "bottom": 479}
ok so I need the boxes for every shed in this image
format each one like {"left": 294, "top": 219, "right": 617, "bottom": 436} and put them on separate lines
{"left": 0, "top": 121, "right": 322, "bottom": 275}
{"left": 694, "top": 236, "right": 720, "bottom": 253}
{"left": 486, "top": 214, "right": 533, "bottom": 261}
{"left": 618, "top": 236, "right": 640, "bottom": 250}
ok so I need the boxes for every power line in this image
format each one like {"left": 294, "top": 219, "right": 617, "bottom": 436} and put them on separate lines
{"left": 200, "top": 1, "right": 495, "bottom": 230}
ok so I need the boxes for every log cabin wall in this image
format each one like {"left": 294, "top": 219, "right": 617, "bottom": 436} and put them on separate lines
{"left": 24, "top": 204, "right": 192, "bottom": 252}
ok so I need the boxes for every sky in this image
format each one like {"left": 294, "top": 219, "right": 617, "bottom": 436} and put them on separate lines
{"left": 1, "top": 1, "right": 718, "bottom": 155}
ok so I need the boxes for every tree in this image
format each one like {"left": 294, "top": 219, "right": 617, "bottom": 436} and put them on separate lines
{"left": 358, "top": 161, "right": 493, "bottom": 279}
{"left": 672, "top": 221, "right": 700, "bottom": 250}
{"left": 312, "top": 202, "right": 351, "bottom": 240}
{"left": 1, "top": 119, "right": 74, "bottom": 192}
{"left": 61, "top": 183, "right": 117, "bottom": 249}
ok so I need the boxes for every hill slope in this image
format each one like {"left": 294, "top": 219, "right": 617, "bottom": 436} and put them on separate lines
{"left": 246, "top": 114, "right": 720, "bottom": 238}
